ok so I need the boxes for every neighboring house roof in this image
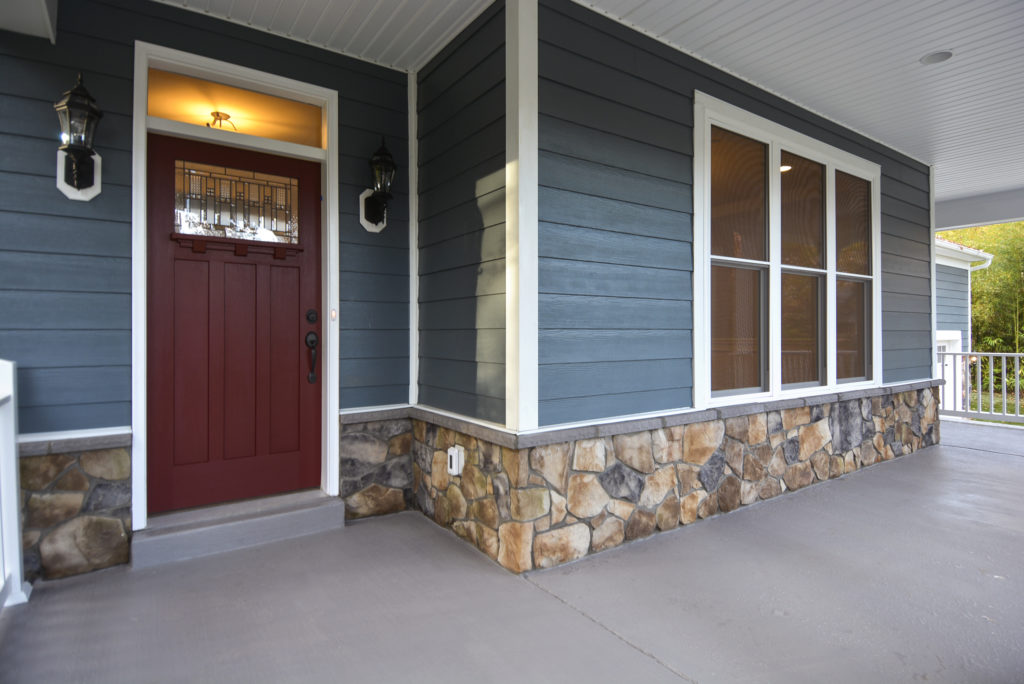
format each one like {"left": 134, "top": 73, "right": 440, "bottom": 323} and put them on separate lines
{"left": 935, "top": 237, "right": 993, "bottom": 271}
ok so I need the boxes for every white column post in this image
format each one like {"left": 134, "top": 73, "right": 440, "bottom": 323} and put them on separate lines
{"left": 505, "top": 0, "right": 539, "bottom": 431}
{"left": 408, "top": 72, "right": 420, "bottom": 406}
{"left": 930, "top": 166, "right": 939, "bottom": 377}
{"left": 0, "top": 361, "right": 31, "bottom": 608}
{"left": 130, "top": 46, "right": 150, "bottom": 530}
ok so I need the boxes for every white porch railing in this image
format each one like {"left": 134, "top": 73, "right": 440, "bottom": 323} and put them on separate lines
{"left": 1, "top": 359, "right": 31, "bottom": 609}
{"left": 937, "top": 351, "right": 1024, "bottom": 424}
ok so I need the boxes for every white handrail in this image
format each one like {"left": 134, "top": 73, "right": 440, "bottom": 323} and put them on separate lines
{"left": 0, "top": 359, "right": 31, "bottom": 609}
{"left": 937, "top": 351, "right": 1024, "bottom": 424}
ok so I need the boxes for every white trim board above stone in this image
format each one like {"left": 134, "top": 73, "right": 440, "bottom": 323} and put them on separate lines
{"left": 337, "top": 380, "right": 941, "bottom": 451}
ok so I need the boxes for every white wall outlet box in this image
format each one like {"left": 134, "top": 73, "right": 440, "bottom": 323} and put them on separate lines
{"left": 446, "top": 445, "right": 465, "bottom": 476}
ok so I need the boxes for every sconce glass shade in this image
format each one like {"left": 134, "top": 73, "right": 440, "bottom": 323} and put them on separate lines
{"left": 370, "top": 138, "right": 396, "bottom": 200}
{"left": 54, "top": 73, "right": 103, "bottom": 154}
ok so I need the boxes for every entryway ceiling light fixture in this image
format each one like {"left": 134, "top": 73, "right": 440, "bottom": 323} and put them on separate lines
{"left": 54, "top": 72, "right": 103, "bottom": 201}
{"left": 359, "top": 137, "right": 396, "bottom": 233}
{"left": 207, "top": 110, "right": 237, "bottom": 130}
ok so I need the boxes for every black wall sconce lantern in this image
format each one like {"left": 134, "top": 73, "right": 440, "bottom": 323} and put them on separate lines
{"left": 54, "top": 73, "right": 103, "bottom": 201}
{"left": 359, "top": 138, "right": 396, "bottom": 233}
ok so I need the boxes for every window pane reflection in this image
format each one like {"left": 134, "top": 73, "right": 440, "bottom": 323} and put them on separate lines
{"left": 781, "top": 151, "right": 824, "bottom": 268}
{"left": 712, "top": 265, "right": 764, "bottom": 392}
{"left": 782, "top": 273, "right": 821, "bottom": 385}
{"left": 836, "top": 171, "right": 870, "bottom": 274}
{"left": 711, "top": 127, "right": 767, "bottom": 260}
{"left": 837, "top": 278, "right": 870, "bottom": 379}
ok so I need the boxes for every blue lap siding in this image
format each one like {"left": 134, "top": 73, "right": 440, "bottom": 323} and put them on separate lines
{"left": 0, "top": 0, "right": 409, "bottom": 431}
{"left": 1, "top": 0, "right": 935, "bottom": 433}
{"left": 935, "top": 264, "right": 971, "bottom": 349}
{"left": 537, "top": 0, "right": 933, "bottom": 426}
{"left": 416, "top": 1, "right": 506, "bottom": 423}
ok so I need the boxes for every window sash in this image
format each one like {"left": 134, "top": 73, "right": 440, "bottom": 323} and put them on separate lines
{"left": 781, "top": 271, "right": 824, "bottom": 387}
{"left": 836, "top": 277, "right": 872, "bottom": 381}
{"left": 781, "top": 150, "right": 825, "bottom": 269}
{"left": 711, "top": 126, "right": 768, "bottom": 261}
{"left": 710, "top": 263, "right": 767, "bottom": 394}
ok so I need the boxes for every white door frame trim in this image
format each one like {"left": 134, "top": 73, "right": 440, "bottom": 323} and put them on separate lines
{"left": 131, "top": 41, "right": 341, "bottom": 530}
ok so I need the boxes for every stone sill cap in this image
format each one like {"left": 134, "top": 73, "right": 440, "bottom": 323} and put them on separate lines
{"left": 18, "top": 427, "right": 132, "bottom": 458}
{"left": 345, "top": 379, "right": 942, "bottom": 451}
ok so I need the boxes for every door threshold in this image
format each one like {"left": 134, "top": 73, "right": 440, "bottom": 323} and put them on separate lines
{"left": 132, "top": 490, "right": 344, "bottom": 569}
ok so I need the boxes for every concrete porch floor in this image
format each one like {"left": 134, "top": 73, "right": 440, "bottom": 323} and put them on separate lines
{"left": 1, "top": 420, "right": 1022, "bottom": 684}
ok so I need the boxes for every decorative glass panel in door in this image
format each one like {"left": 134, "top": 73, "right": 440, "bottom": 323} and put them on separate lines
{"left": 174, "top": 160, "right": 299, "bottom": 244}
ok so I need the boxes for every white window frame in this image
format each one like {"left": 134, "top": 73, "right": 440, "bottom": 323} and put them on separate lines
{"left": 692, "top": 92, "right": 882, "bottom": 409}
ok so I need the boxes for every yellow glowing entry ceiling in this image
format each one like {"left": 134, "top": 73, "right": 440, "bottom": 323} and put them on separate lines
{"left": 147, "top": 69, "right": 323, "bottom": 149}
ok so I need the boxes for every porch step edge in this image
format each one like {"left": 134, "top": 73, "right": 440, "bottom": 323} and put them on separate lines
{"left": 131, "top": 493, "right": 345, "bottom": 569}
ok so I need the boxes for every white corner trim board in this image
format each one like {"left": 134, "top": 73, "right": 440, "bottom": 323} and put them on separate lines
{"left": 505, "top": 0, "right": 539, "bottom": 432}
{"left": 130, "top": 41, "right": 341, "bottom": 530}
{"left": 930, "top": 166, "right": 938, "bottom": 378}
{"left": 407, "top": 72, "right": 420, "bottom": 407}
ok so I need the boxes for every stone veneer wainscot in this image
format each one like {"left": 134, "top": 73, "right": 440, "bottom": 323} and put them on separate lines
{"left": 16, "top": 382, "right": 940, "bottom": 580}
{"left": 340, "top": 418, "right": 415, "bottom": 519}
{"left": 19, "top": 444, "right": 132, "bottom": 580}
{"left": 405, "top": 384, "right": 940, "bottom": 572}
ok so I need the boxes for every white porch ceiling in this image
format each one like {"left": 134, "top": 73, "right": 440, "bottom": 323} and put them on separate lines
{"left": 5, "top": 0, "right": 1021, "bottom": 215}
{"left": 577, "top": 0, "right": 1024, "bottom": 210}
{"left": 0, "top": 0, "right": 56, "bottom": 42}
{"left": 149, "top": 0, "right": 1022, "bottom": 214}
{"left": 152, "top": 0, "right": 496, "bottom": 80}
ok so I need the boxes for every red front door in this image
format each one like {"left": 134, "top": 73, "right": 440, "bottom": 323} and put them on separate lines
{"left": 147, "top": 134, "right": 322, "bottom": 513}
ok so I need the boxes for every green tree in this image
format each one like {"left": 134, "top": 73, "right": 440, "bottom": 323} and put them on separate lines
{"left": 939, "top": 222, "right": 1024, "bottom": 354}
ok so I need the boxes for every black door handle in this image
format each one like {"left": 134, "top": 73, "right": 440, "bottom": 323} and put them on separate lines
{"left": 305, "top": 331, "right": 319, "bottom": 383}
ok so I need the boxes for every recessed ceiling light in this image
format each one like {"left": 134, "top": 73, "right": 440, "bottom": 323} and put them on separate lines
{"left": 920, "top": 50, "right": 953, "bottom": 65}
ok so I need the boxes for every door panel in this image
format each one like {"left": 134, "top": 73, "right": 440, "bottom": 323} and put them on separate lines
{"left": 223, "top": 262, "right": 257, "bottom": 461}
{"left": 147, "top": 134, "right": 322, "bottom": 513}
{"left": 269, "top": 265, "right": 301, "bottom": 455}
{"left": 172, "top": 259, "right": 210, "bottom": 466}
